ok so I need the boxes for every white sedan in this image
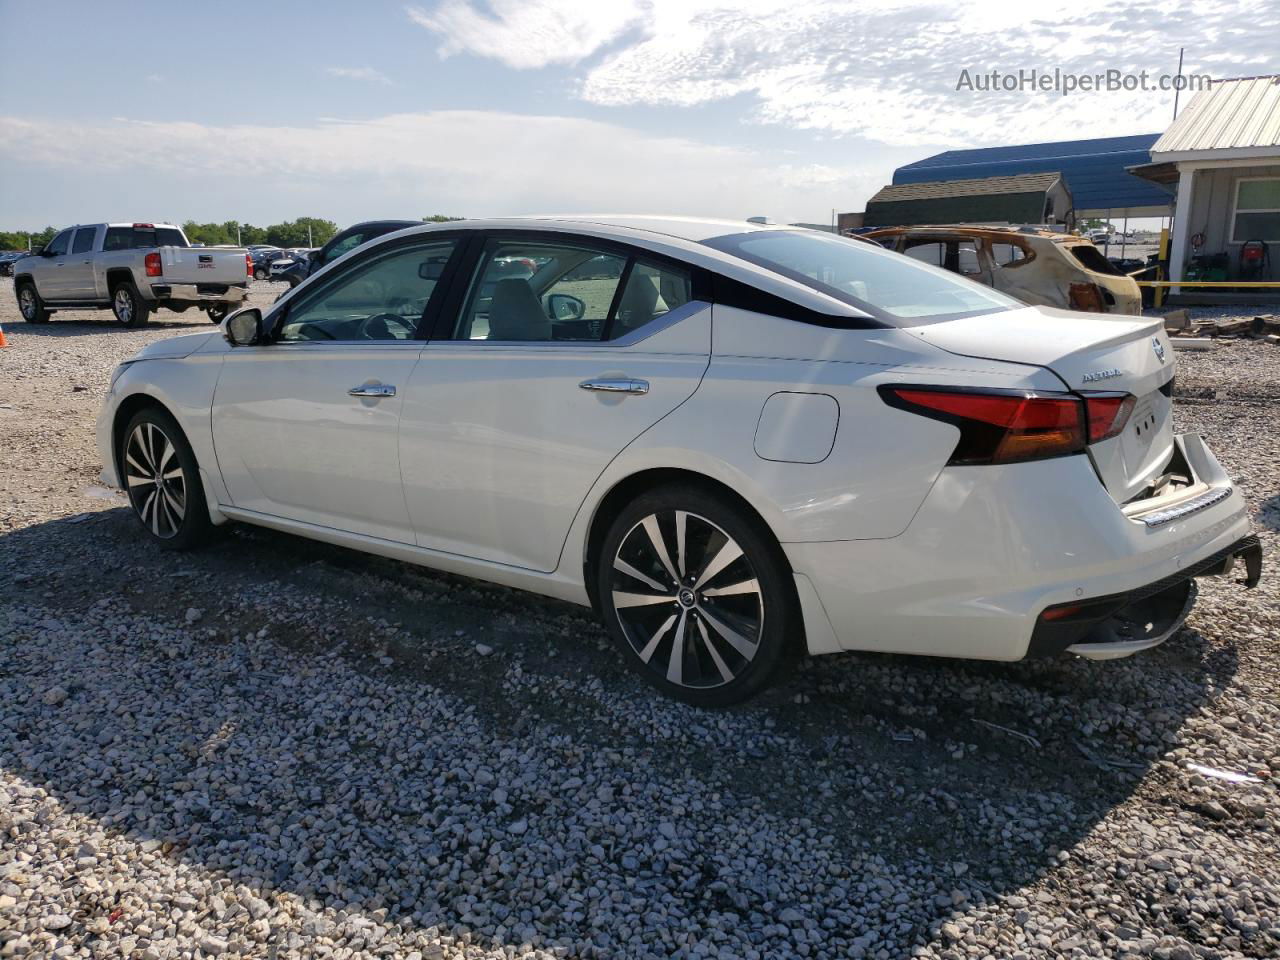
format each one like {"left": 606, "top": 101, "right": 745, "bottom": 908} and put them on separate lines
{"left": 97, "top": 216, "right": 1260, "bottom": 705}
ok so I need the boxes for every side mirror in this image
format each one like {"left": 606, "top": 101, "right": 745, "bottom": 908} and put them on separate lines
{"left": 39, "top": 248, "right": 55, "bottom": 257}
{"left": 223, "top": 307, "right": 265, "bottom": 346}
{"left": 546, "top": 293, "right": 586, "bottom": 321}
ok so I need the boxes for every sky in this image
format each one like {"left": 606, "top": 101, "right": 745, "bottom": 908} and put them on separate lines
{"left": 0, "top": 0, "right": 1276, "bottom": 231}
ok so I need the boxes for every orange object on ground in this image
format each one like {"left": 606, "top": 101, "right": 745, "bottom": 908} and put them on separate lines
{"left": 0, "top": 323, "right": 8, "bottom": 347}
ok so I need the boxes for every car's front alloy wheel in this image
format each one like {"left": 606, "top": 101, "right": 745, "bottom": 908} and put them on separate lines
{"left": 599, "top": 485, "right": 796, "bottom": 705}
{"left": 120, "top": 409, "right": 212, "bottom": 549}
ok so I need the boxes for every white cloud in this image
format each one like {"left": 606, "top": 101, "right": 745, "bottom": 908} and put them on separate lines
{"left": 326, "top": 66, "right": 394, "bottom": 85}
{"left": 408, "top": 0, "right": 1276, "bottom": 147}
{"left": 0, "top": 112, "right": 879, "bottom": 225}
{"left": 407, "top": 0, "right": 645, "bottom": 69}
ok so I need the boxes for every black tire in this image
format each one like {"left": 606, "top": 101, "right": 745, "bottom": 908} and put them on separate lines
{"left": 254, "top": 268, "right": 268, "bottom": 281}
{"left": 206, "top": 305, "right": 229, "bottom": 324}
{"left": 596, "top": 483, "right": 799, "bottom": 706}
{"left": 111, "top": 281, "right": 151, "bottom": 327}
{"left": 17, "top": 281, "right": 51, "bottom": 323}
{"left": 119, "top": 407, "right": 213, "bottom": 550}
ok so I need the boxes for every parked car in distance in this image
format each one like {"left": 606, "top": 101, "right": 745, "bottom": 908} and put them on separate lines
{"left": 14, "top": 223, "right": 251, "bottom": 326}
{"left": 268, "top": 254, "right": 307, "bottom": 279}
{"left": 98, "top": 216, "right": 1260, "bottom": 705}
{"left": 0, "top": 250, "right": 31, "bottom": 277}
{"left": 250, "top": 248, "right": 284, "bottom": 280}
{"left": 277, "top": 220, "right": 418, "bottom": 288}
{"left": 864, "top": 225, "right": 1142, "bottom": 314}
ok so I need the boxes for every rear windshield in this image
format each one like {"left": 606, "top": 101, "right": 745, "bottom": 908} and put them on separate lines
{"left": 703, "top": 230, "right": 1019, "bottom": 325}
{"left": 103, "top": 226, "right": 188, "bottom": 251}
{"left": 1067, "top": 244, "right": 1124, "bottom": 276}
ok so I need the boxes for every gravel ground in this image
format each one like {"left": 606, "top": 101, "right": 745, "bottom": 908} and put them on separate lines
{"left": 1, "top": 290, "right": 1278, "bottom": 960}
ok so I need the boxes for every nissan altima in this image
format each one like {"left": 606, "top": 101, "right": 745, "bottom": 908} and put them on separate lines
{"left": 97, "top": 216, "right": 1261, "bottom": 705}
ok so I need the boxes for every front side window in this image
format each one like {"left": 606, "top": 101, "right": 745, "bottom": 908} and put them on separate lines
{"left": 704, "top": 229, "right": 1019, "bottom": 325}
{"left": 1232, "top": 178, "right": 1280, "bottom": 242}
{"left": 277, "top": 240, "right": 457, "bottom": 342}
{"left": 45, "top": 230, "right": 72, "bottom": 257}
{"left": 454, "top": 240, "right": 692, "bottom": 343}
{"left": 72, "top": 227, "right": 96, "bottom": 255}
{"left": 323, "top": 231, "right": 367, "bottom": 265}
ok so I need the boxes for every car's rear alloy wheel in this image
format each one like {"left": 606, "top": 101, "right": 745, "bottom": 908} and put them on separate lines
{"left": 599, "top": 485, "right": 796, "bottom": 705}
{"left": 120, "top": 409, "right": 212, "bottom": 549}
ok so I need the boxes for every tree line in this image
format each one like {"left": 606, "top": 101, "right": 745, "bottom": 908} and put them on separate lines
{"left": 0, "top": 216, "right": 464, "bottom": 252}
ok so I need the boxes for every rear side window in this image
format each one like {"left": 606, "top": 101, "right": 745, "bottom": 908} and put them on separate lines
{"left": 1068, "top": 244, "right": 1124, "bottom": 276}
{"left": 454, "top": 240, "right": 691, "bottom": 343}
{"left": 71, "top": 227, "right": 96, "bottom": 254}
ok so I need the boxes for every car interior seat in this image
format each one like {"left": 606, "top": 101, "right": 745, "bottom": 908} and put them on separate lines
{"left": 488, "top": 278, "right": 551, "bottom": 340}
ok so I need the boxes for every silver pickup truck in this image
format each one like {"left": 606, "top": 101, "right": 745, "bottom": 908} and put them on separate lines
{"left": 13, "top": 223, "right": 251, "bottom": 326}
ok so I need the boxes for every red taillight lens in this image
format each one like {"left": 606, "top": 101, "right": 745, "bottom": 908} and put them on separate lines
{"left": 1083, "top": 393, "right": 1136, "bottom": 443}
{"left": 879, "top": 386, "right": 1086, "bottom": 465}
{"left": 144, "top": 252, "right": 162, "bottom": 277}
{"left": 246, "top": 252, "right": 254, "bottom": 277}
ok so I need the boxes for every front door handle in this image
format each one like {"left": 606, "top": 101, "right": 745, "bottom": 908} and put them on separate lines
{"left": 348, "top": 384, "right": 397, "bottom": 398}
{"left": 579, "top": 378, "right": 649, "bottom": 395}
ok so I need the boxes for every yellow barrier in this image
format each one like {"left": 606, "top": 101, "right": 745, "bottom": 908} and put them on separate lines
{"left": 1136, "top": 281, "right": 1280, "bottom": 288}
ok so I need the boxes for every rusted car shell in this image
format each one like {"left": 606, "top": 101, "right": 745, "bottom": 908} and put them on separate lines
{"left": 862, "top": 225, "right": 1142, "bottom": 315}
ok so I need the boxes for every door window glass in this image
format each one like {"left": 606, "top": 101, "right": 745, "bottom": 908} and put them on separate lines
{"left": 904, "top": 241, "right": 944, "bottom": 266}
{"left": 611, "top": 262, "right": 692, "bottom": 338}
{"left": 456, "top": 242, "right": 627, "bottom": 342}
{"left": 277, "top": 240, "right": 456, "bottom": 342}
{"left": 323, "top": 232, "right": 367, "bottom": 264}
{"left": 72, "top": 227, "right": 96, "bottom": 255}
{"left": 45, "top": 230, "right": 72, "bottom": 257}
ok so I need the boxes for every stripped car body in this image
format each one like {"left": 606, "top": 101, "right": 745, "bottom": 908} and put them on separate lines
{"left": 865, "top": 225, "right": 1142, "bottom": 315}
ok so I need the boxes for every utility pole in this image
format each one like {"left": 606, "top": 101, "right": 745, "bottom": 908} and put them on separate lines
{"left": 236, "top": 224, "right": 242, "bottom": 246}
{"left": 1172, "top": 47, "right": 1185, "bottom": 122}
{"left": 307, "top": 223, "right": 313, "bottom": 247}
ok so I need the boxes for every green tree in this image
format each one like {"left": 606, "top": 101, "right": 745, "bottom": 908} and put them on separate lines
{"left": 264, "top": 218, "right": 338, "bottom": 248}
{"left": 423, "top": 214, "right": 464, "bottom": 222}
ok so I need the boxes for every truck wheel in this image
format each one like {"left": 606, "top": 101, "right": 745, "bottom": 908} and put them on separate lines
{"left": 112, "top": 282, "right": 151, "bottom": 327}
{"left": 17, "top": 282, "right": 51, "bottom": 323}
{"left": 205, "top": 305, "right": 228, "bottom": 324}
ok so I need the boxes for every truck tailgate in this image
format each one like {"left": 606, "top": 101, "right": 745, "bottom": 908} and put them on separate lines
{"left": 157, "top": 247, "right": 248, "bottom": 285}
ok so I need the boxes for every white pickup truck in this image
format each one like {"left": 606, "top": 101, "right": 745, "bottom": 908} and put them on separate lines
{"left": 13, "top": 223, "right": 251, "bottom": 326}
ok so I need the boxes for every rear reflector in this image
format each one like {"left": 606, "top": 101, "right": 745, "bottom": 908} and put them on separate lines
{"left": 246, "top": 252, "right": 254, "bottom": 277}
{"left": 879, "top": 386, "right": 1086, "bottom": 465}
{"left": 144, "top": 252, "right": 162, "bottom": 277}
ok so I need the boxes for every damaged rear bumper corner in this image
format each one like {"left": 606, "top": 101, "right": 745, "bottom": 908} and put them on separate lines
{"left": 1026, "top": 533, "right": 1263, "bottom": 660}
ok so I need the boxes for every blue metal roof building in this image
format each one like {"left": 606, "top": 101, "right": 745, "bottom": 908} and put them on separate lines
{"left": 893, "top": 135, "right": 1173, "bottom": 217}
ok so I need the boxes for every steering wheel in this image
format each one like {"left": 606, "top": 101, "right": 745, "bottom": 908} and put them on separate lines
{"left": 360, "top": 313, "right": 416, "bottom": 340}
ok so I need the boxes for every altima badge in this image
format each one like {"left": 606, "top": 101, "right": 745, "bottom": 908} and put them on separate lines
{"left": 1082, "top": 368, "right": 1123, "bottom": 383}
{"left": 1152, "top": 337, "right": 1167, "bottom": 362}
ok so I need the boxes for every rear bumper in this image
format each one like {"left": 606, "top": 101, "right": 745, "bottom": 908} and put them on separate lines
{"left": 1028, "top": 533, "right": 1261, "bottom": 658}
{"left": 784, "top": 432, "right": 1257, "bottom": 661}
{"left": 149, "top": 282, "right": 247, "bottom": 304}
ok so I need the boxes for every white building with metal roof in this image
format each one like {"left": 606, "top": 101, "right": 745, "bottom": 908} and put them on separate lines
{"left": 1145, "top": 75, "right": 1280, "bottom": 297}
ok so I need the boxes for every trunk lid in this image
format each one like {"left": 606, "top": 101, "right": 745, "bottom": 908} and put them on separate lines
{"left": 908, "top": 305, "right": 1176, "bottom": 502}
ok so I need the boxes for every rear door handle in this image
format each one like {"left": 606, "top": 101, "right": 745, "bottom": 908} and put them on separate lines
{"left": 348, "top": 384, "right": 396, "bottom": 398}
{"left": 579, "top": 378, "right": 649, "bottom": 395}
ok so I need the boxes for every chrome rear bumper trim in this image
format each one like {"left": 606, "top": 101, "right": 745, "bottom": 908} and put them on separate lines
{"left": 1135, "top": 486, "right": 1232, "bottom": 527}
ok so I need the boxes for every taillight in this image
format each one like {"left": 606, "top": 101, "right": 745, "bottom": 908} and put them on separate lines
{"left": 1083, "top": 393, "right": 1136, "bottom": 443}
{"left": 1068, "top": 282, "right": 1107, "bottom": 312}
{"left": 879, "top": 386, "right": 1086, "bottom": 465}
{"left": 246, "top": 252, "right": 254, "bottom": 277}
{"left": 144, "top": 252, "right": 162, "bottom": 277}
